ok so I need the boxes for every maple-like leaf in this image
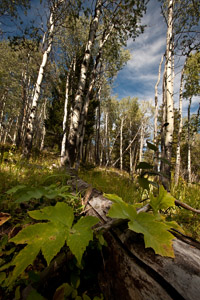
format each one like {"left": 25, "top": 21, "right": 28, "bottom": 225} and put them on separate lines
{"left": 68, "top": 216, "right": 99, "bottom": 264}
{"left": 128, "top": 212, "right": 175, "bottom": 257}
{"left": 150, "top": 185, "right": 175, "bottom": 213}
{"left": 107, "top": 199, "right": 137, "bottom": 220}
{"left": 6, "top": 202, "right": 98, "bottom": 283}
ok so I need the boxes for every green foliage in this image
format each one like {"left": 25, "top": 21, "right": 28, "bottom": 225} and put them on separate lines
{"left": 7, "top": 184, "right": 74, "bottom": 203}
{"left": 53, "top": 281, "right": 103, "bottom": 300}
{"left": 106, "top": 193, "right": 177, "bottom": 257}
{"left": 150, "top": 185, "right": 175, "bottom": 213}
{"left": 0, "top": 202, "right": 98, "bottom": 285}
{"left": 79, "top": 167, "right": 140, "bottom": 204}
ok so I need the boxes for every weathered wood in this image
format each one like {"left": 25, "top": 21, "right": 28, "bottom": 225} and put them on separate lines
{"left": 69, "top": 178, "right": 200, "bottom": 300}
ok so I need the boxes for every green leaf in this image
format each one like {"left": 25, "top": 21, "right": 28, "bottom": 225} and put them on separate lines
{"left": 27, "top": 288, "right": 45, "bottom": 300}
{"left": 158, "top": 157, "right": 171, "bottom": 165}
{"left": 128, "top": 213, "right": 175, "bottom": 257}
{"left": 53, "top": 283, "right": 73, "bottom": 299}
{"left": 107, "top": 201, "right": 137, "bottom": 220}
{"left": 150, "top": 186, "right": 175, "bottom": 213}
{"left": 29, "top": 202, "right": 74, "bottom": 227}
{"left": 138, "top": 177, "right": 150, "bottom": 190}
{"left": 68, "top": 216, "right": 99, "bottom": 264}
{"left": 146, "top": 141, "right": 158, "bottom": 151}
{"left": 6, "top": 185, "right": 26, "bottom": 194}
{"left": 7, "top": 203, "right": 98, "bottom": 283}
{"left": 104, "top": 193, "right": 123, "bottom": 203}
{"left": 83, "top": 294, "right": 91, "bottom": 300}
{"left": 136, "top": 162, "right": 153, "bottom": 170}
{"left": 0, "top": 271, "right": 6, "bottom": 284}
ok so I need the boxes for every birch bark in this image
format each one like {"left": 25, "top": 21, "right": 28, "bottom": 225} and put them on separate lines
{"left": 120, "top": 117, "right": 124, "bottom": 171}
{"left": 66, "top": 0, "right": 102, "bottom": 166}
{"left": 187, "top": 97, "right": 192, "bottom": 184}
{"left": 23, "top": 1, "right": 59, "bottom": 158}
{"left": 174, "top": 60, "right": 186, "bottom": 185}
{"left": 60, "top": 60, "right": 74, "bottom": 166}
{"left": 162, "top": 0, "right": 174, "bottom": 190}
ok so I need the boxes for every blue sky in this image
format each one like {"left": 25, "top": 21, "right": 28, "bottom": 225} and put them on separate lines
{"left": 112, "top": 0, "right": 200, "bottom": 116}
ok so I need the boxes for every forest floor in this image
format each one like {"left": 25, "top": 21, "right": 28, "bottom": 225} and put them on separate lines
{"left": 0, "top": 147, "right": 200, "bottom": 299}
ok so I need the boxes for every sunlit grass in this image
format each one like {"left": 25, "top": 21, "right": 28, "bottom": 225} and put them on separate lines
{"left": 79, "top": 167, "right": 140, "bottom": 204}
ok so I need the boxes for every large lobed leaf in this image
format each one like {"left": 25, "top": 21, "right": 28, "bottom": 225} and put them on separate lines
{"left": 6, "top": 202, "right": 98, "bottom": 283}
{"left": 150, "top": 185, "right": 175, "bottom": 213}
{"left": 128, "top": 213, "right": 175, "bottom": 257}
{"left": 107, "top": 193, "right": 176, "bottom": 257}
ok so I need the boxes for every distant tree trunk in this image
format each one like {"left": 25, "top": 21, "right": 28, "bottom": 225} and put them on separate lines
{"left": 3, "top": 118, "right": 13, "bottom": 144}
{"left": 129, "top": 121, "right": 133, "bottom": 175}
{"left": 66, "top": 0, "right": 102, "bottom": 167}
{"left": 139, "top": 123, "right": 145, "bottom": 163}
{"left": 95, "top": 103, "right": 101, "bottom": 165}
{"left": 12, "top": 114, "right": 19, "bottom": 145}
{"left": 161, "top": 0, "right": 174, "bottom": 191}
{"left": 105, "top": 111, "right": 109, "bottom": 165}
{"left": 23, "top": 3, "right": 57, "bottom": 158}
{"left": 0, "top": 94, "right": 6, "bottom": 143}
{"left": 174, "top": 60, "right": 186, "bottom": 185}
{"left": 60, "top": 60, "right": 74, "bottom": 166}
{"left": 40, "top": 98, "right": 47, "bottom": 151}
{"left": 187, "top": 97, "right": 192, "bottom": 184}
{"left": 154, "top": 55, "right": 164, "bottom": 171}
{"left": 120, "top": 117, "right": 124, "bottom": 171}
{"left": 112, "top": 126, "right": 141, "bottom": 168}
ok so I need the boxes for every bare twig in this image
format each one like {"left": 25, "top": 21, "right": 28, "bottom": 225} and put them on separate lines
{"left": 175, "top": 199, "right": 200, "bottom": 214}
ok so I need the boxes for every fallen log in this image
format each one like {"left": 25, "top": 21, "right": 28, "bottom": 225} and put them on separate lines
{"left": 69, "top": 178, "right": 200, "bottom": 300}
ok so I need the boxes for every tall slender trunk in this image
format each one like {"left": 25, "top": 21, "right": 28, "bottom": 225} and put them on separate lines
{"left": 139, "top": 123, "right": 145, "bottom": 163}
{"left": 23, "top": 3, "right": 57, "bottom": 158}
{"left": 40, "top": 98, "right": 47, "bottom": 151}
{"left": 0, "top": 95, "right": 6, "bottom": 143}
{"left": 60, "top": 60, "right": 74, "bottom": 166}
{"left": 129, "top": 121, "right": 133, "bottom": 175}
{"left": 66, "top": 0, "right": 102, "bottom": 167}
{"left": 154, "top": 54, "right": 164, "bottom": 170}
{"left": 112, "top": 126, "right": 141, "bottom": 168}
{"left": 95, "top": 102, "right": 101, "bottom": 165}
{"left": 162, "top": 0, "right": 174, "bottom": 191}
{"left": 120, "top": 117, "right": 124, "bottom": 171}
{"left": 3, "top": 118, "right": 13, "bottom": 144}
{"left": 174, "top": 59, "right": 187, "bottom": 185}
{"left": 105, "top": 111, "right": 109, "bottom": 165}
{"left": 187, "top": 97, "right": 192, "bottom": 184}
{"left": 13, "top": 114, "right": 19, "bottom": 145}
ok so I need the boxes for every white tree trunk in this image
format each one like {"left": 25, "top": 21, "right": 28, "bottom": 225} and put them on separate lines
{"left": 60, "top": 60, "right": 74, "bottom": 165}
{"left": 105, "top": 111, "right": 109, "bottom": 165}
{"left": 162, "top": 0, "right": 174, "bottom": 190}
{"left": 188, "top": 97, "right": 192, "bottom": 184}
{"left": 0, "top": 96, "right": 6, "bottom": 143}
{"left": 23, "top": 3, "right": 57, "bottom": 158}
{"left": 174, "top": 60, "right": 187, "bottom": 185}
{"left": 3, "top": 118, "right": 13, "bottom": 144}
{"left": 12, "top": 114, "right": 19, "bottom": 145}
{"left": 66, "top": 0, "right": 102, "bottom": 166}
{"left": 139, "top": 123, "right": 145, "bottom": 163}
{"left": 40, "top": 98, "right": 47, "bottom": 151}
{"left": 120, "top": 118, "right": 124, "bottom": 171}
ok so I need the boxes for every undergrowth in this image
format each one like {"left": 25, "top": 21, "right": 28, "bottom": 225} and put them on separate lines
{"left": 79, "top": 167, "right": 140, "bottom": 204}
{"left": 79, "top": 167, "right": 200, "bottom": 241}
{"left": 0, "top": 145, "right": 200, "bottom": 299}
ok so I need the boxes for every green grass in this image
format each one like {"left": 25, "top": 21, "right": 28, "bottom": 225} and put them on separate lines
{"left": 79, "top": 167, "right": 141, "bottom": 204}
{"left": 170, "top": 181, "right": 200, "bottom": 240}
{"left": 79, "top": 166, "right": 200, "bottom": 241}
